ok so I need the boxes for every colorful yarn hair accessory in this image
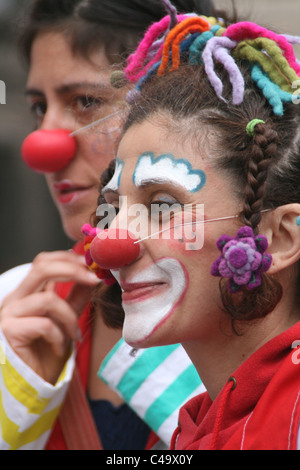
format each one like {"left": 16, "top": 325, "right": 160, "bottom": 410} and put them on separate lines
{"left": 81, "top": 224, "right": 116, "bottom": 286}
{"left": 246, "top": 119, "right": 265, "bottom": 137}
{"left": 121, "top": 3, "right": 300, "bottom": 116}
{"left": 211, "top": 226, "right": 272, "bottom": 293}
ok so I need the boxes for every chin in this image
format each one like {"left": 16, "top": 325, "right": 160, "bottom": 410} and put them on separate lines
{"left": 122, "top": 321, "right": 172, "bottom": 350}
{"left": 123, "top": 337, "right": 157, "bottom": 350}
{"left": 62, "top": 217, "right": 83, "bottom": 242}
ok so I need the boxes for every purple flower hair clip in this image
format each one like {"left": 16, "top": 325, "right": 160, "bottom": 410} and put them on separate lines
{"left": 211, "top": 226, "right": 272, "bottom": 293}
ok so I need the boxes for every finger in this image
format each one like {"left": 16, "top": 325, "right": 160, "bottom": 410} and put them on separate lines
{"left": 1, "top": 316, "right": 67, "bottom": 358}
{"left": 1, "top": 291, "right": 80, "bottom": 342}
{"left": 33, "top": 250, "right": 87, "bottom": 264}
{"left": 44, "top": 280, "right": 57, "bottom": 292}
{"left": 3, "top": 257, "right": 99, "bottom": 303}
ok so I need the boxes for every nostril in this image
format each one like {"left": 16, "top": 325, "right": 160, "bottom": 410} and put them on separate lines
{"left": 90, "top": 228, "right": 140, "bottom": 269}
{"left": 21, "top": 129, "right": 77, "bottom": 173}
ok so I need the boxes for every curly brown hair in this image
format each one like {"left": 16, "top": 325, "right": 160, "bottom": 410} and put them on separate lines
{"left": 18, "top": 0, "right": 218, "bottom": 66}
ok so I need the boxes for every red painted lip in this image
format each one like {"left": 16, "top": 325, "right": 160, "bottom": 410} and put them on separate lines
{"left": 53, "top": 181, "right": 92, "bottom": 204}
{"left": 121, "top": 282, "right": 166, "bottom": 303}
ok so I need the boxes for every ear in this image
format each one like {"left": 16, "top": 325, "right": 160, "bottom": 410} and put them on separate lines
{"left": 260, "top": 204, "right": 300, "bottom": 275}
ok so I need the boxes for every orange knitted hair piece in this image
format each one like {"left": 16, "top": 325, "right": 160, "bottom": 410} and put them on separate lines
{"left": 158, "top": 16, "right": 210, "bottom": 75}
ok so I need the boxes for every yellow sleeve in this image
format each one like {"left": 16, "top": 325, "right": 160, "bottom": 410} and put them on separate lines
{"left": 0, "top": 330, "right": 75, "bottom": 450}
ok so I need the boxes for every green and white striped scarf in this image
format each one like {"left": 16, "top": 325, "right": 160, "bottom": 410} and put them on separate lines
{"left": 98, "top": 340, "right": 205, "bottom": 447}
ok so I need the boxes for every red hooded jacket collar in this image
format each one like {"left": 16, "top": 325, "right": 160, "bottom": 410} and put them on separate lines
{"left": 173, "top": 321, "right": 300, "bottom": 450}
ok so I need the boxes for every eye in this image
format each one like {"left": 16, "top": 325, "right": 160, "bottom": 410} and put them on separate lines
{"left": 150, "top": 195, "right": 183, "bottom": 225}
{"left": 29, "top": 101, "right": 47, "bottom": 126}
{"left": 98, "top": 191, "right": 121, "bottom": 229}
{"left": 71, "top": 95, "right": 106, "bottom": 118}
{"left": 75, "top": 95, "right": 104, "bottom": 110}
{"left": 69, "top": 94, "right": 111, "bottom": 126}
{"left": 96, "top": 201, "right": 119, "bottom": 230}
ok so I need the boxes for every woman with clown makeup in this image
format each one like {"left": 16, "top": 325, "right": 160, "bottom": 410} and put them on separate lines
{"left": 87, "top": 2, "right": 300, "bottom": 449}
{"left": 0, "top": 0, "right": 217, "bottom": 451}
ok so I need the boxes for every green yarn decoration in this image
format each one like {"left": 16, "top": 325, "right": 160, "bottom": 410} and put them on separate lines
{"left": 234, "top": 37, "right": 299, "bottom": 93}
{"left": 110, "top": 70, "right": 127, "bottom": 89}
{"left": 246, "top": 119, "right": 265, "bottom": 137}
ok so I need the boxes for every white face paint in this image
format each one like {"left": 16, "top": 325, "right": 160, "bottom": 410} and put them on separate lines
{"left": 102, "top": 158, "right": 125, "bottom": 192}
{"left": 133, "top": 152, "right": 206, "bottom": 193}
{"left": 112, "top": 258, "right": 189, "bottom": 347}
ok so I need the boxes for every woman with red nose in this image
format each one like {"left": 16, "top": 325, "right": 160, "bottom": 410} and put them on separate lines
{"left": 89, "top": 10, "right": 300, "bottom": 450}
{"left": 0, "top": 0, "right": 215, "bottom": 450}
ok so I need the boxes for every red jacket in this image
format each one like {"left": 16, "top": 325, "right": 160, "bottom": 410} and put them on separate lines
{"left": 171, "top": 321, "right": 300, "bottom": 450}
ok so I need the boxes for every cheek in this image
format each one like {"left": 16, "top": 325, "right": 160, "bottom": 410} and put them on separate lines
{"left": 89, "top": 130, "right": 120, "bottom": 159}
{"left": 169, "top": 208, "right": 205, "bottom": 252}
{"left": 159, "top": 222, "right": 205, "bottom": 254}
{"left": 157, "top": 224, "right": 216, "bottom": 285}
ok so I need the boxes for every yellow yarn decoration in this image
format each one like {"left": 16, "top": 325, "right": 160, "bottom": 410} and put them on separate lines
{"left": 234, "top": 37, "right": 300, "bottom": 93}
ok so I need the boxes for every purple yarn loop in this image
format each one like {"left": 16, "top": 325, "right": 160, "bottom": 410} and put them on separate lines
{"left": 161, "top": 0, "right": 178, "bottom": 29}
{"left": 202, "top": 36, "right": 242, "bottom": 104}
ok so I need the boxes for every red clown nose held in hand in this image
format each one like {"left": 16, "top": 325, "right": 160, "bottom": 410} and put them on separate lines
{"left": 90, "top": 229, "right": 140, "bottom": 270}
{"left": 21, "top": 129, "right": 77, "bottom": 173}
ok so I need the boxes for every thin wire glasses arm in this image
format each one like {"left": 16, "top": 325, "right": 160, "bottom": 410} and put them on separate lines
{"left": 134, "top": 209, "right": 271, "bottom": 244}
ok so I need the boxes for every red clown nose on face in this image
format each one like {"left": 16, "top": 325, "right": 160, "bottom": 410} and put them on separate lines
{"left": 90, "top": 229, "right": 140, "bottom": 270}
{"left": 21, "top": 129, "right": 77, "bottom": 173}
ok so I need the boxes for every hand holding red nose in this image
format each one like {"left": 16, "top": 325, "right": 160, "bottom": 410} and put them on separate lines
{"left": 90, "top": 229, "right": 140, "bottom": 269}
{"left": 21, "top": 129, "right": 77, "bottom": 173}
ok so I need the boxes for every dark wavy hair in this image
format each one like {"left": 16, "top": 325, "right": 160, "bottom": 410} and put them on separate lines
{"left": 18, "top": 0, "right": 219, "bottom": 66}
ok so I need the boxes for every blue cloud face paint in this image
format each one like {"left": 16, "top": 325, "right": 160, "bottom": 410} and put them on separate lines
{"left": 132, "top": 152, "right": 206, "bottom": 193}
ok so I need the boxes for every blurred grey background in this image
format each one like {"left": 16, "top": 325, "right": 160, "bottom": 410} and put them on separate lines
{"left": 0, "top": 0, "right": 73, "bottom": 275}
{"left": 0, "top": 0, "right": 299, "bottom": 274}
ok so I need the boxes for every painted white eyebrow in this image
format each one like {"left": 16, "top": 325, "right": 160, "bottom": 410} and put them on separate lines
{"left": 135, "top": 177, "right": 186, "bottom": 188}
{"left": 133, "top": 153, "right": 206, "bottom": 193}
{"left": 101, "top": 159, "right": 125, "bottom": 194}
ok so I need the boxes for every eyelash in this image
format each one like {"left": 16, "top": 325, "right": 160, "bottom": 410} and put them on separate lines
{"left": 28, "top": 95, "right": 106, "bottom": 125}
{"left": 102, "top": 194, "right": 184, "bottom": 231}
{"left": 71, "top": 95, "right": 105, "bottom": 112}
{"left": 150, "top": 198, "right": 181, "bottom": 209}
{"left": 105, "top": 195, "right": 183, "bottom": 209}
{"left": 29, "top": 101, "right": 46, "bottom": 119}
{"left": 150, "top": 198, "right": 183, "bottom": 222}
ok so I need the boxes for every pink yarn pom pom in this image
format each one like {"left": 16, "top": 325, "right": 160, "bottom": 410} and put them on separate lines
{"left": 225, "top": 22, "right": 300, "bottom": 75}
{"left": 124, "top": 14, "right": 186, "bottom": 83}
